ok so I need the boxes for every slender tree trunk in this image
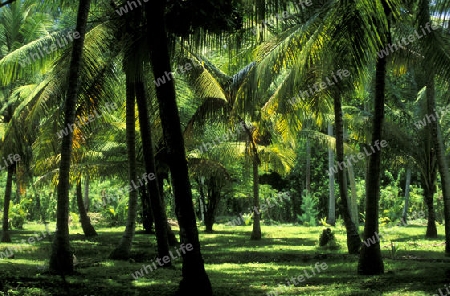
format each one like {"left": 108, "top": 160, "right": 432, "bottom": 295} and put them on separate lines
{"left": 251, "top": 157, "right": 261, "bottom": 240}
{"left": 305, "top": 138, "right": 311, "bottom": 193}
{"left": 348, "top": 164, "right": 359, "bottom": 225}
{"left": 49, "top": 0, "right": 91, "bottom": 274}
{"left": 109, "top": 74, "right": 139, "bottom": 260}
{"left": 76, "top": 177, "right": 97, "bottom": 237}
{"left": 146, "top": 2, "right": 212, "bottom": 294}
{"left": 327, "top": 122, "right": 336, "bottom": 226}
{"left": 333, "top": 94, "right": 361, "bottom": 254}
{"left": 1, "top": 165, "right": 14, "bottom": 242}
{"left": 84, "top": 171, "right": 89, "bottom": 212}
{"left": 140, "top": 184, "right": 154, "bottom": 234}
{"left": 358, "top": 52, "right": 386, "bottom": 275}
{"left": 402, "top": 168, "right": 412, "bottom": 223}
{"left": 423, "top": 173, "right": 438, "bottom": 238}
{"left": 426, "top": 77, "right": 450, "bottom": 251}
{"left": 135, "top": 80, "right": 171, "bottom": 263}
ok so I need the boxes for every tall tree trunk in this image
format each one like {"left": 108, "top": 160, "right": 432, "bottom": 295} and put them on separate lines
{"left": 426, "top": 77, "right": 450, "bottom": 252}
{"left": 333, "top": 94, "right": 361, "bottom": 254}
{"left": 251, "top": 156, "right": 261, "bottom": 240}
{"left": 305, "top": 138, "right": 311, "bottom": 193}
{"left": 1, "top": 165, "right": 14, "bottom": 242}
{"left": 423, "top": 173, "right": 438, "bottom": 237}
{"left": 358, "top": 52, "right": 386, "bottom": 275}
{"left": 146, "top": 2, "right": 212, "bottom": 294}
{"left": 135, "top": 80, "right": 171, "bottom": 263}
{"left": 49, "top": 0, "right": 91, "bottom": 275}
{"left": 140, "top": 184, "right": 154, "bottom": 234}
{"left": 327, "top": 122, "right": 336, "bottom": 226}
{"left": 402, "top": 168, "right": 412, "bottom": 223}
{"left": 84, "top": 171, "right": 89, "bottom": 212}
{"left": 348, "top": 164, "right": 359, "bottom": 225}
{"left": 76, "top": 177, "right": 97, "bottom": 237}
{"left": 109, "top": 74, "right": 139, "bottom": 260}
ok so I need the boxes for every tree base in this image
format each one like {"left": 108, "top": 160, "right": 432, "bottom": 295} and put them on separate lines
{"left": 176, "top": 257, "right": 212, "bottom": 296}
{"left": 109, "top": 246, "right": 130, "bottom": 260}
{"left": 1, "top": 231, "right": 11, "bottom": 243}
{"left": 426, "top": 223, "right": 438, "bottom": 238}
{"left": 358, "top": 244, "right": 384, "bottom": 275}
{"left": 250, "top": 231, "right": 261, "bottom": 240}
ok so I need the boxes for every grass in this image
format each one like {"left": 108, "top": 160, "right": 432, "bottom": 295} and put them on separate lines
{"left": 0, "top": 220, "right": 447, "bottom": 295}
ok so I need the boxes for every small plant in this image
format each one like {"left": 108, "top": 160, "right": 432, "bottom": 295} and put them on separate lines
{"left": 320, "top": 217, "right": 331, "bottom": 227}
{"left": 242, "top": 213, "right": 253, "bottom": 226}
{"left": 298, "top": 191, "right": 319, "bottom": 226}
{"left": 389, "top": 241, "right": 400, "bottom": 259}
{"left": 318, "top": 228, "right": 340, "bottom": 250}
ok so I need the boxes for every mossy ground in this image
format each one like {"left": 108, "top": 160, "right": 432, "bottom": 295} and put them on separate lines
{"left": 0, "top": 221, "right": 447, "bottom": 295}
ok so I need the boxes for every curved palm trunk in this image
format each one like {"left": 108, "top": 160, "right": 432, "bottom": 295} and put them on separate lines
{"left": 426, "top": 77, "right": 450, "bottom": 252}
{"left": 135, "top": 80, "right": 171, "bottom": 263}
{"left": 109, "top": 75, "right": 139, "bottom": 259}
{"left": 358, "top": 54, "right": 386, "bottom": 275}
{"left": 146, "top": 2, "right": 212, "bottom": 294}
{"left": 76, "top": 177, "right": 97, "bottom": 237}
{"left": 1, "top": 165, "right": 14, "bottom": 242}
{"left": 333, "top": 94, "right": 361, "bottom": 254}
{"left": 49, "top": 0, "right": 91, "bottom": 274}
{"left": 327, "top": 122, "right": 336, "bottom": 226}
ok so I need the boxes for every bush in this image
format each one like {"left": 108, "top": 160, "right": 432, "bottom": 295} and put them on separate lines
{"left": 318, "top": 228, "right": 340, "bottom": 250}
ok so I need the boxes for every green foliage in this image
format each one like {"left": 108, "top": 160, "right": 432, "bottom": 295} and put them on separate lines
{"left": 101, "top": 196, "right": 128, "bottom": 226}
{"left": 380, "top": 171, "right": 403, "bottom": 222}
{"left": 9, "top": 200, "right": 27, "bottom": 229}
{"left": 298, "top": 191, "right": 319, "bottom": 226}
{"left": 69, "top": 212, "right": 79, "bottom": 229}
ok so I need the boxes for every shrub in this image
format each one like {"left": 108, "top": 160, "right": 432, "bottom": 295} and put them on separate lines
{"left": 318, "top": 228, "right": 340, "bottom": 250}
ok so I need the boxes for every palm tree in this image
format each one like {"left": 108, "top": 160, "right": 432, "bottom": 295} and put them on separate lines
{"left": 333, "top": 90, "right": 361, "bottom": 254}
{"left": 358, "top": 0, "right": 393, "bottom": 274}
{"left": 419, "top": 0, "right": 450, "bottom": 255}
{"left": 145, "top": 2, "right": 212, "bottom": 294}
{"left": 0, "top": 0, "right": 53, "bottom": 243}
{"left": 49, "top": 0, "right": 91, "bottom": 274}
{"left": 109, "top": 72, "right": 138, "bottom": 260}
{"left": 135, "top": 78, "right": 171, "bottom": 261}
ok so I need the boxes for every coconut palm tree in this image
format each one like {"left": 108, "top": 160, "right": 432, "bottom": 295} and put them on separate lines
{"left": 145, "top": 2, "right": 213, "bottom": 293}
{"left": 49, "top": 0, "right": 91, "bottom": 275}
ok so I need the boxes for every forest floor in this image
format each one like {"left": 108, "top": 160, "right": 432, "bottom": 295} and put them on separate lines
{"left": 0, "top": 220, "right": 447, "bottom": 295}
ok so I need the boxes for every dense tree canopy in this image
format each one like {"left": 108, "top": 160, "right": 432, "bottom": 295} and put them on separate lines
{"left": 1, "top": 0, "right": 450, "bottom": 295}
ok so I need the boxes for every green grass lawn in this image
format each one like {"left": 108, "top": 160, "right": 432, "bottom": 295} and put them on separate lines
{"left": 0, "top": 221, "right": 448, "bottom": 295}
